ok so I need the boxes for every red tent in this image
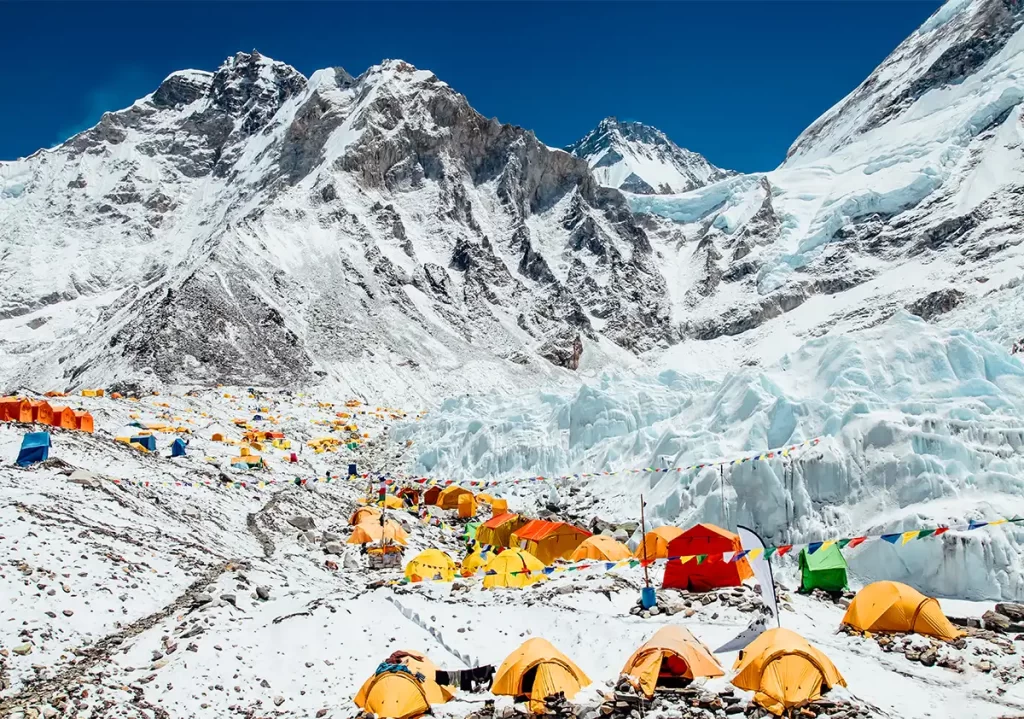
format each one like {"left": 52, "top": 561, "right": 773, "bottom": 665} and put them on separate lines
{"left": 662, "top": 523, "right": 753, "bottom": 592}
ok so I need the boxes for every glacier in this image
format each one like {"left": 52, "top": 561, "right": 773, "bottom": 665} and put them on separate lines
{"left": 398, "top": 312, "right": 1024, "bottom": 600}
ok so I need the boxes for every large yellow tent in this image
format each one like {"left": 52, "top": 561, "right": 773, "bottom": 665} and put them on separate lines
{"left": 477, "top": 513, "right": 529, "bottom": 548}
{"left": 570, "top": 535, "right": 632, "bottom": 562}
{"left": 461, "top": 547, "right": 496, "bottom": 577}
{"left": 511, "top": 520, "right": 591, "bottom": 565}
{"left": 841, "top": 581, "right": 962, "bottom": 641}
{"left": 354, "top": 651, "right": 454, "bottom": 719}
{"left": 493, "top": 638, "right": 591, "bottom": 713}
{"left": 458, "top": 492, "right": 478, "bottom": 518}
{"left": 348, "top": 520, "right": 409, "bottom": 546}
{"left": 634, "top": 526, "right": 684, "bottom": 560}
{"left": 621, "top": 626, "right": 724, "bottom": 697}
{"left": 437, "top": 485, "right": 474, "bottom": 510}
{"left": 476, "top": 492, "right": 496, "bottom": 505}
{"left": 350, "top": 506, "right": 381, "bottom": 526}
{"left": 380, "top": 495, "right": 405, "bottom": 510}
{"left": 732, "top": 628, "right": 845, "bottom": 716}
{"left": 405, "top": 549, "right": 457, "bottom": 582}
{"left": 483, "top": 548, "right": 547, "bottom": 588}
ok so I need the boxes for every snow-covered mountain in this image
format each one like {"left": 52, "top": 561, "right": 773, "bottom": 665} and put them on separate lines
{"left": 566, "top": 117, "right": 733, "bottom": 195}
{"left": 0, "top": 55, "right": 673, "bottom": 399}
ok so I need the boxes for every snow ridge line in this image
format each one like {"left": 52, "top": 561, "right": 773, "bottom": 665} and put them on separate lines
{"left": 384, "top": 595, "right": 476, "bottom": 669}
{"left": 0, "top": 562, "right": 230, "bottom": 714}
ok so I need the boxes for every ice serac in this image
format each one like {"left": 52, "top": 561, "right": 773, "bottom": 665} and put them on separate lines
{"left": 630, "top": 0, "right": 1024, "bottom": 361}
{"left": 0, "top": 54, "right": 673, "bottom": 393}
{"left": 566, "top": 117, "right": 734, "bottom": 195}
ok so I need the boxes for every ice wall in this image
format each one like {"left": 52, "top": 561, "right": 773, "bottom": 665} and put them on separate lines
{"left": 398, "top": 313, "right": 1024, "bottom": 599}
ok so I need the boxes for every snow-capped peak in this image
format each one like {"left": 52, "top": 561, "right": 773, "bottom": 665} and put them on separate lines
{"left": 566, "top": 116, "right": 733, "bottom": 194}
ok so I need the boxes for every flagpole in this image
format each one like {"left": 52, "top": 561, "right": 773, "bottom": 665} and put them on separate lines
{"left": 641, "top": 494, "right": 650, "bottom": 588}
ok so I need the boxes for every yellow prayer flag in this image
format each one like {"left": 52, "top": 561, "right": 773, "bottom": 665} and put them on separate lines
{"left": 901, "top": 530, "right": 919, "bottom": 545}
{"left": 747, "top": 548, "right": 763, "bottom": 560}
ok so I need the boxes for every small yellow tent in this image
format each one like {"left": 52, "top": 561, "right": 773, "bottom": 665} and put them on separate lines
{"left": 437, "top": 485, "right": 474, "bottom": 510}
{"left": 350, "top": 506, "right": 382, "bottom": 526}
{"left": 483, "top": 548, "right": 547, "bottom": 589}
{"left": 380, "top": 495, "right": 405, "bottom": 510}
{"left": 732, "top": 628, "right": 845, "bottom": 716}
{"left": 348, "top": 520, "right": 409, "bottom": 546}
{"left": 493, "top": 638, "right": 591, "bottom": 713}
{"left": 476, "top": 492, "right": 496, "bottom": 505}
{"left": 841, "top": 581, "right": 962, "bottom": 641}
{"left": 621, "top": 626, "right": 723, "bottom": 697}
{"left": 461, "top": 547, "right": 496, "bottom": 577}
{"left": 570, "top": 535, "right": 632, "bottom": 562}
{"left": 634, "top": 526, "right": 684, "bottom": 560}
{"left": 491, "top": 498, "right": 509, "bottom": 515}
{"left": 405, "top": 549, "right": 457, "bottom": 582}
{"left": 354, "top": 651, "right": 454, "bottom": 719}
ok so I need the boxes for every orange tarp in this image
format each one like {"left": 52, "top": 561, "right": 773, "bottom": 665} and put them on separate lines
{"left": 662, "top": 524, "right": 753, "bottom": 592}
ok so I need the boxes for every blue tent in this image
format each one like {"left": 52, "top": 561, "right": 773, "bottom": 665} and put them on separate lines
{"left": 252, "top": 414, "right": 264, "bottom": 421}
{"left": 170, "top": 438, "right": 187, "bottom": 458}
{"left": 17, "top": 432, "right": 51, "bottom": 466}
{"left": 130, "top": 435, "right": 157, "bottom": 452}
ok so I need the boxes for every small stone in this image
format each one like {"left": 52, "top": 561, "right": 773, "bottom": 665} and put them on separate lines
{"left": 975, "top": 660, "right": 994, "bottom": 673}
{"left": 648, "top": 605, "right": 661, "bottom": 616}
{"left": 13, "top": 642, "right": 32, "bottom": 655}
{"left": 152, "top": 650, "right": 164, "bottom": 661}
{"left": 684, "top": 608, "right": 696, "bottom": 618}
{"left": 194, "top": 593, "right": 213, "bottom": 605}
{"left": 323, "top": 542, "right": 345, "bottom": 556}
{"left": 273, "top": 696, "right": 285, "bottom": 706}
{"left": 287, "top": 516, "right": 315, "bottom": 531}
{"left": 256, "top": 586, "right": 271, "bottom": 601}
{"left": 317, "top": 710, "right": 328, "bottom": 718}
{"left": 62, "top": 610, "right": 74, "bottom": 617}
{"left": 220, "top": 594, "right": 237, "bottom": 606}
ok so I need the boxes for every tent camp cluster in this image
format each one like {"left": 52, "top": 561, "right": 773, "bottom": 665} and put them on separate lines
{"left": 1, "top": 397, "right": 94, "bottom": 434}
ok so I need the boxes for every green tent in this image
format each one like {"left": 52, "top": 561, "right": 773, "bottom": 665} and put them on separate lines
{"left": 462, "top": 522, "right": 480, "bottom": 543}
{"left": 798, "top": 543, "right": 848, "bottom": 592}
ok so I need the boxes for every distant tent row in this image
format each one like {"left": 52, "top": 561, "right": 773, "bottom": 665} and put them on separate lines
{"left": 1, "top": 398, "right": 93, "bottom": 433}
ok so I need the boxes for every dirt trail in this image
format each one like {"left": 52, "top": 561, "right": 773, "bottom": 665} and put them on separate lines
{"left": 0, "top": 562, "right": 229, "bottom": 715}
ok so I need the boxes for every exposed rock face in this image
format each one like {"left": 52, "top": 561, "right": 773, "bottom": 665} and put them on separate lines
{"left": 0, "top": 54, "right": 674, "bottom": 391}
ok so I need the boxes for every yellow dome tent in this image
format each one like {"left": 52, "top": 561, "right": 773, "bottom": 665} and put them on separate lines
{"left": 461, "top": 547, "right": 496, "bottom": 577}
{"left": 476, "top": 492, "right": 496, "bottom": 504}
{"left": 405, "top": 549, "right": 457, "bottom": 582}
{"left": 483, "top": 548, "right": 547, "bottom": 588}
{"left": 437, "top": 485, "right": 474, "bottom": 510}
{"left": 634, "top": 526, "right": 684, "bottom": 560}
{"left": 570, "top": 535, "right": 632, "bottom": 562}
{"left": 493, "top": 638, "right": 591, "bottom": 714}
{"left": 732, "top": 628, "right": 845, "bottom": 716}
{"left": 348, "top": 520, "right": 409, "bottom": 546}
{"left": 350, "top": 506, "right": 382, "bottom": 526}
{"left": 841, "top": 581, "right": 962, "bottom": 641}
{"left": 621, "top": 625, "right": 724, "bottom": 697}
{"left": 354, "top": 651, "right": 454, "bottom": 719}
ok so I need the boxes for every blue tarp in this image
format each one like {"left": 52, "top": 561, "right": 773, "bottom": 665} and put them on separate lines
{"left": 130, "top": 435, "right": 157, "bottom": 452}
{"left": 170, "top": 438, "right": 187, "bottom": 457}
{"left": 17, "top": 432, "right": 51, "bottom": 466}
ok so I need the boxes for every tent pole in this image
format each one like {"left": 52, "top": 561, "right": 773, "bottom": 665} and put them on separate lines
{"left": 640, "top": 494, "right": 650, "bottom": 588}
{"left": 720, "top": 465, "right": 726, "bottom": 528}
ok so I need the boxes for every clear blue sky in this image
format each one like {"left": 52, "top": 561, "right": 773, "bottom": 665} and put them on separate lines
{"left": 3, "top": 1, "right": 940, "bottom": 172}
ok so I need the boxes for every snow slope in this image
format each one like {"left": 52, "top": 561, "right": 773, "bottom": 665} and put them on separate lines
{"left": 567, "top": 117, "right": 733, "bottom": 195}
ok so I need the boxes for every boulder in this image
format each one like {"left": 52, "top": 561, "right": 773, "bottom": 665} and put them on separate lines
{"left": 287, "top": 516, "right": 316, "bottom": 531}
{"left": 996, "top": 602, "right": 1024, "bottom": 622}
{"left": 324, "top": 542, "right": 345, "bottom": 556}
{"left": 982, "top": 610, "right": 1011, "bottom": 632}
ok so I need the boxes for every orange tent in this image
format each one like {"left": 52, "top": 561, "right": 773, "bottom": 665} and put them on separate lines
{"left": 2, "top": 398, "right": 33, "bottom": 423}
{"left": 493, "top": 638, "right": 591, "bottom": 713}
{"left": 354, "top": 651, "right": 454, "bottom": 719}
{"left": 512, "top": 520, "right": 591, "bottom": 565}
{"left": 622, "top": 626, "right": 724, "bottom": 696}
{"left": 397, "top": 487, "right": 421, "bottom": 506}
{"left": 634, "top": 526, "right": 684, "bottom": 560}
{"left": 75, "top": 411, "right": 94, "bottom": 433}
{"left": 732, "top": 628, "right": 845, "bottom": 715}
{"left": 424, "top": 486, "right": 442, "bottom": 505}
{"left": 50, "top": 406, "right": 78, "bottom": 430}
{"left": 348, "top": 520, "right": 409, "bottom": 545}
{"left": 350, "top": 506, "right": 382, "bottom": 526}
{"left": 841, "top": 581, "right": 962, "bottom": 641}
{"left": 662, "top": 524, "right": 753, "bottom": 592}
{"left": 458, "top": 493, "right": 478, "bottom": 518}
{"left": 437, "top": 485, "right": 473, "bottom": 510}
{"left": 570, "top": 535, "right": 632, "bottom": 562}
{"left": 44, "top": 391, "right": 66, "bottom": 398}
{"left": 30, "top": 401, "right": 54, "bottom": 426}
